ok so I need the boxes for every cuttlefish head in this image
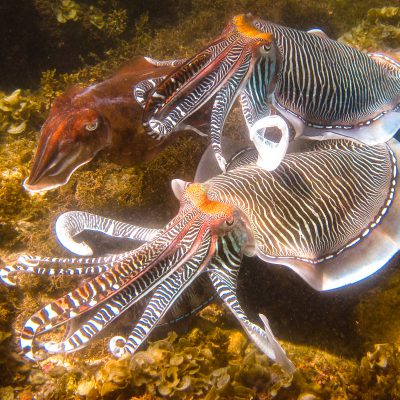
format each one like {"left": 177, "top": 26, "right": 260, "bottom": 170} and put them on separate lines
{"left": 143, "top": 14, "right": 279, "bottom": 139}
{"left": 24, "top": 88, "right": 111, "bottom": 193}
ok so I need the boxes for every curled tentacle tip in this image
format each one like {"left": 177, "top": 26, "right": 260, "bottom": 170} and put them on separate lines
{"left": 0, "top": 267, "right": 16, "bottom": 286}
{"left": 109, "top": 336, "right": 127, "bottom": 358}
{"left": 55, "top": 213, "right": 94, "bottom": 256}
{"left": 249, "top": 115, "right": 290, "bottom": 171}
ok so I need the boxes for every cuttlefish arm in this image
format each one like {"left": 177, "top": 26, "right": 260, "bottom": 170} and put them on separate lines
{"left": 208, "top": 231, "right": 295, "bottom": 373}
{"left": 143, "top": 15, "right": 279, "bottom": 171}
{"left": 55, "top": 211, "right": 160, "bottom": 256}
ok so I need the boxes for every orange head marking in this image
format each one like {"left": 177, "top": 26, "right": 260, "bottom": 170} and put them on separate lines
{"left": 232, "top": 14, "right": 273, "bottom": 44}
{"left": 185, "top": 184, "right": 234, "bottom": 218}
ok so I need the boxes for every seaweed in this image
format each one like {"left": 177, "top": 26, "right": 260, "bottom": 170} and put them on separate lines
{"left": 340, "top": 6, "right": 400, "bottom": 51}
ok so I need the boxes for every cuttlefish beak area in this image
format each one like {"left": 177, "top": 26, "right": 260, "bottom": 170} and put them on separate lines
{"left": 11, "top": 182, "right": 246, "bottom": 361}
{"left": 23, "top": 98, "right": 110, "bottom": 193}
{"left": 143, "top": 14, "right": 274, "bottom": 137}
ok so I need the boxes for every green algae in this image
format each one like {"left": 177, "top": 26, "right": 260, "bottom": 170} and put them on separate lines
{"left": 340, "top": 6, "right": 400, "bottom": 51}
{"left": 7, "top": 306, "right": 400, "bottom": 400}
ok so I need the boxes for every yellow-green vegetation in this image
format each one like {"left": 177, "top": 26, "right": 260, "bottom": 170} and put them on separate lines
{"left": 5, "top": 305, "right": 400, "bottom": 399}
{"left": 36, "top": 0, "right": 129, "bottom": 39}
{"left": 0, "top": 90, "right": 43, "bottom": 136}
{"left": 355, "top": 265, "right": 400, "bottom": 349}
{"left": 340, "top": 6, "right": 400, "bottom": 51}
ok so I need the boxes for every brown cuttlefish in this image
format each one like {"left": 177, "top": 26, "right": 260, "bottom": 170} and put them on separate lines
{"left": 24, "top": 56, "right": 209, "bottom": 193}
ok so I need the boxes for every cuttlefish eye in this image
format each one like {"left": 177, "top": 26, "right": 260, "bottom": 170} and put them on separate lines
{"left": 225, "top": 216, "right": 235, "bottom": 226}
{"left": 85, "top": 119, "right": 99, "bottom": 132}
{"left": 260, "top": 44, "right": 272, "bottom": 53}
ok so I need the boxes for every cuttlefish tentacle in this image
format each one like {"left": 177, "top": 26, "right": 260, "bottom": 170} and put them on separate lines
{"left": 0, "top": 254, "right": 128, "bottom": 286}
{"left": 143, "top": 15, "right": 276, "bottom": 143}
{"left": 209, "top": 56, "right": 253, "bottom": 171}
{"left": 55, "top": 211, "right": 160, "bottom": 256}
{"left": 134, "top": 76, "right": 169, "bottom": 109}
{"left": 18, "top": 191, "right": 232, "bottom": 358}
{"left": 208, "top": 233, "right": 294, "bottom": 373}
{"left": 20, "top": 184, "right": 240, "bottom": 361}
{"left": 143, "top": 57, "right": 187, "bottom": 68}
{"left": 110, "top": 227, "right": 216, "bottom": 357}
{"left": 31, "top": 225, "right": 208, "bottom": 358}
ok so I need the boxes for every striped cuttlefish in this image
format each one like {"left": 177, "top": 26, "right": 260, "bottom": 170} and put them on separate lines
{"left": 2, "top": 137, "right": 400, "bottom": 372}
{"left": 140, "top": 14, "right": 400, "bottom": 172}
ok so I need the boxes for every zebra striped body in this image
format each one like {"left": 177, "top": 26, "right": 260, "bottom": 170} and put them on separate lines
{"left": 2, "top": 139, "right": 400, "bottom": 371}
{"left": 209, "top": 140, "right": 396, "bottom": 263}
{"left": 141, "top": 14, "right": 400, "bottom": 171}
{"left": 253, "top": 18, "right": 400, "bottom": 128}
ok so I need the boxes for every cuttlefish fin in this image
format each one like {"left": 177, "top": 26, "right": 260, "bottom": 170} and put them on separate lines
{"left": 307, "top": 28, "right": 329, "bottom": 39}
{"left": 367, "top": 52, "right": 400, "bottom": 72}
{"left": 257, "top": 139, "right": 400, "bottom": 291}
{"left": 300, "top": 112, "right": 400, "bottom": 146}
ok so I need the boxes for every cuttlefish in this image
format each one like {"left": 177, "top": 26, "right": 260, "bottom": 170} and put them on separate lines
{"left": 140, "top": 14, "right": 400, "bottom": 171}
{"left": 2, "top": 136, "right": 400, "bottom": 372}
{"left": 24, "top": 56, "right": 209, "bottom": 193}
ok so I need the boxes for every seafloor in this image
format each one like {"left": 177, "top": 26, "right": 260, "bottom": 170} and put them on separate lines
{"left": 0, "top": 1, "right": 399, "bottom": 399}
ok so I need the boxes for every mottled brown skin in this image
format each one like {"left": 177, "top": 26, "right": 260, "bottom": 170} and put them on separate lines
{"left": 24, "top": 57, "right": 209, "bottom": 192}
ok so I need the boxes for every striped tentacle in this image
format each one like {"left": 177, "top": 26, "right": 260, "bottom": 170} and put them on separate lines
{"left": 110, "top": 225, "right": 217, "bottom": 357}
{"left": 252, "top": 18, "right": 400, "bottom": 128}
{"left": 134, "top": 58, "right": 187, "bottom": 108}
{"left": 24, "top": 218, "right": 204, "bottom": 358}
{"left": 55, "top": 211, "right": 160, "bottom": 256}
{"left": 0, "top": 253, "right": 130, "bottom": 286}
{"left": 142, "top": 15, "right": 276, "bottom": 142}
{"left": 134, "top": 76, "right": 167, "bottom": 109}
{"left": 210, "top": 51, "right": 253, "bottom": 170}
{"left": 19, "top": 205, "right": 223, "bottom": 359}
{"left": 3, "top": 206, "right": 196, "bottom": 286}
{"left": 208, "top": 140, "right": 396, "bottom": 262}
{"left": 142, "top": 34, "right": 236, "bottom": 136}
{"left": 208, "top": 230, "right": 294, "bottom": 373}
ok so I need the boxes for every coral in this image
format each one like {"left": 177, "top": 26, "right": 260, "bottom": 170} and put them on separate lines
{"left": 339, "top": 6, "right": 400, "bottom": 51}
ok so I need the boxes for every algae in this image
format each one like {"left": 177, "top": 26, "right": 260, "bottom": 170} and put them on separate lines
{"left": 340, "top": 6, "right": 400, "bottom": 51}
